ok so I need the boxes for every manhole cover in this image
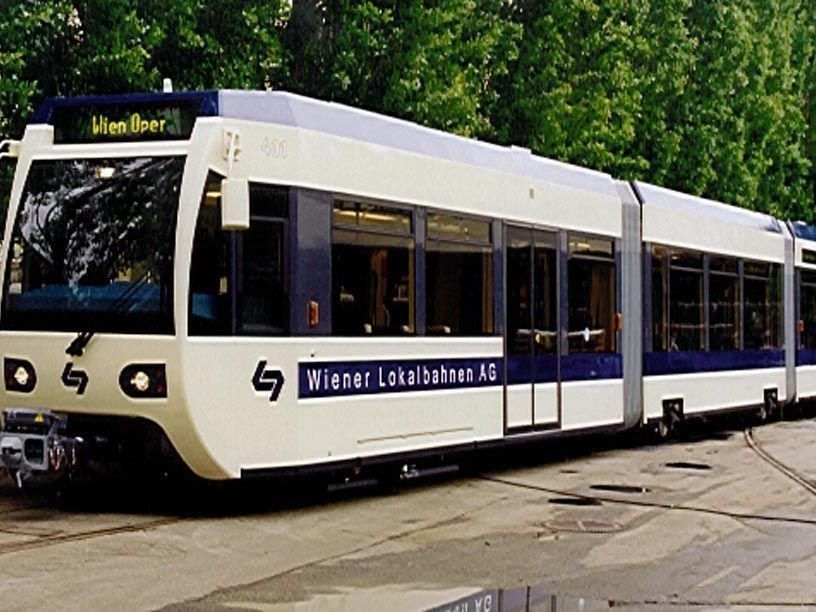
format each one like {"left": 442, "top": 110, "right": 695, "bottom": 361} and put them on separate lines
{"left": 590, "top": 484, "right": 649, "bottom": 494}
{"left": 548, "top": 497, "right": 602, "bottom": 506}
{"left": 665, "top": 461, "right": 712, "bottom": 471}
{"left": 540, "top": 519, "right": 622, "bottom": 534}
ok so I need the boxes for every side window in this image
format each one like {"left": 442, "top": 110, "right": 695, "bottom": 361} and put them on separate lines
{"left": 568, "top": 235, "right": 616, "bottom": 353}
{"left": 188, "top": 176, "right": 290, "bottom": 336}
{"left": 189, "top": 171, "right": 231, "bottom": 335}
{"left": 332, "top": 200, "right": 414, "bottom": 335}
{"left": 238, "top": 185, "right": 289, "bottom": 335}
{"left": 651, "top": 245, "right": 669, "bottom": 351}
{"left": 744, "top": 261, "right": 781, "bottom": 349}
{"left": 801, "top": 270, "right": 816, "bottom": 349}
{"left": 669, "top": 249, "right": 704, "bottom": 351}
{"left": 426, "top": 213, "right": 493, "bottom": 335}
{"left": 709, "top": 256, "right": 740, "bottom": 350}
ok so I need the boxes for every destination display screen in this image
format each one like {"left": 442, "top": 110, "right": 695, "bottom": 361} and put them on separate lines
{"left": 803, "top": 249, "right": 816, "bottom": 265}
{"left": 52, "top": 100, "right": 201, "bottom": 143}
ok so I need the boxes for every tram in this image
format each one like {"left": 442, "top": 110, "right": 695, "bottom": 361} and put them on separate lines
{"left": 0, "top": 89, "right": 810, "bottom": 485}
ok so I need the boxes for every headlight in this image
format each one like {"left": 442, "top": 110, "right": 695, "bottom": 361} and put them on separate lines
{"left": 131, "top": 371, "right": 151, "bottom": 392}
{"left": 4, "top": 358, "right": 36, "bottom": 393}
{"left": 119, "top": 363, "right": 167, "bottom": 398}
{"left": 13, "top": 367, "right": 30, "bottom": 387}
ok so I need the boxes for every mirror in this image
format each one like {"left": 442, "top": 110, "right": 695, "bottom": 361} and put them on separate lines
{"left": 221, "top": 178, "right": 249, "bottom": 230}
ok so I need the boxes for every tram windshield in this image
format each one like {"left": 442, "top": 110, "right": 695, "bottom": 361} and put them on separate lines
{"left": 1, "top": 156, "right": 184, "bottom": 333}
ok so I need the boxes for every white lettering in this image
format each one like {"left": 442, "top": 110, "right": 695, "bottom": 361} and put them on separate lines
{"left": 306, "top": 368, "right": 322, "bottom": 391}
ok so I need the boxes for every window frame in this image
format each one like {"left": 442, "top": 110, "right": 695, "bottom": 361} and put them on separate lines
{"left": 188, "top": 174, "right": 292, "bottom": 337}
{"left": 799, "top": 269, "right": 816, "bottom": 349}
{"left": 235, "top": 183, "right": 291, "bottom": 336}
{"left": 566, "top": 232, "right": 618, "bottom": 354}
{"left": 647, "top": 243, "right": 783, "bottom": 353}
{"left": 330, "top": 195, "right": 417, "bottom": 336}
{"left": 425, "top": 209, "right": 494, "bottom": 336}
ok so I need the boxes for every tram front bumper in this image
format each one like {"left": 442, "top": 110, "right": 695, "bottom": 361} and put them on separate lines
{"left": 0, "top": 409, "right": 79, "bottom": 487}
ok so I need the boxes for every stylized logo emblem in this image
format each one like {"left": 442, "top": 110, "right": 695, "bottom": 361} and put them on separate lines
{"left": 252, "top": 360, "right": 284, "bottom": 402}
{"left": 61, "top": 362, "right": 88, "bottom": 395}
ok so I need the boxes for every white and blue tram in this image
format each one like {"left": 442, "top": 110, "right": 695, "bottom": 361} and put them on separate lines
{"left": 0, "top": 90, "right": 810, "bottom": 484}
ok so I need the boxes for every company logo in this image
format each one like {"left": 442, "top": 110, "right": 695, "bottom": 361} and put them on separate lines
{"left": 252, "top": 360, "right": 285, "bottom": 402}
{"left": 61, "top": 363, "right": 88, "bottom": 395}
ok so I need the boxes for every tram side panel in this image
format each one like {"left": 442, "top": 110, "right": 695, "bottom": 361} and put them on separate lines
{"left": 177, "top": 114, "right": 630, "bottom": 476}
{"left": 636, "top": 181, "right": 788, "bottom": 423}
{"left": 790, "top": 225, "right": 816, "bottom": 400}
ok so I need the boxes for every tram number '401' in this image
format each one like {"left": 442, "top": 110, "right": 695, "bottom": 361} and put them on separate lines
{"left": 252, "top": 360, "right": 285, "bottom": 402}
{"left": 261, "top": 138, "right": 287, "bottom": 159}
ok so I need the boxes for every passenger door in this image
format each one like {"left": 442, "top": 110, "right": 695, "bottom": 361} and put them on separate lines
{"left": 505, "top": 226, "right": 560, "bottom": 431}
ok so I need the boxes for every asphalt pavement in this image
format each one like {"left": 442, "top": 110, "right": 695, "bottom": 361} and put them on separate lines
{"left": 2, "top": 415, "right": 816, "bottom": 611}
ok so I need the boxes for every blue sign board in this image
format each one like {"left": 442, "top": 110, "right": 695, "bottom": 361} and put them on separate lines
{"left": 299, "top": 357, "right": 503, "bottom": 399}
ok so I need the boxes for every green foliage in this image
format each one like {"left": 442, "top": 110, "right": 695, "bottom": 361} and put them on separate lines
{"left": 284, "top": 0, "right": 521, "bottom": 139}
{"left": 0, "top": 0, "right": 815, "bottom": 226}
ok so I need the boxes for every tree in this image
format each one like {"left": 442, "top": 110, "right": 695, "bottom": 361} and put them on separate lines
{"left": 142, "top": 0, "right": 289, "bottom": 90}
{"left": 495, "top": 0, "right": 649, "bottom": 178}
{"left": 284, "top": 0, "right": 521, "bottom": 139}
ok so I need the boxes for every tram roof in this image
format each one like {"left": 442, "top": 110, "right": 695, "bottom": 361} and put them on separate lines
{"left": 633, "top": 180, "right": 783, "bottom": 235}
{"left": 31, "top": 89, "right": 620, "bottom": 200}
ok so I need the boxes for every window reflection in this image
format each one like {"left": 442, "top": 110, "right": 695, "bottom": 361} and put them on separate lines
{"left": 426, "top": 213, "right": 492, "bottom": 335}
{"left": 669, "top": 249, "right": 704, "bottom": 351}
{"left": 801, "top": 271, "right": 816, "bottom": 349}
{"left": 534, "top": 235, "right": 557, "bottom": 354}
{"left": 189, "top": 172, "right": 231, "bottom": 335}
{"left": 188, "top": 176, "right": 290, "bottom": 336}
{"left": 568, "top": 235, "right": 616, "bottom": 353}
{"left": 744, "top": 262, "right": 781, "bottom": 349}
{"left": 2, "top": 156, "right": 184, "bottom": 333}
{"left": 652, "top": 246, "right": 668, "bottom": 351}
{"left": 332, "top": 201, "right": 414, "bottom": 335}
{"left": 240, "top": 185, "right": 289, "bottom": 335}
{"left": 709, "top": 256, "right": 739, "bottom": 350}
{"left": 651, "top": 244, "right": 782, "bottom": 353}
{"left": 506, "top": 229, "right": 532, "bottom": 357}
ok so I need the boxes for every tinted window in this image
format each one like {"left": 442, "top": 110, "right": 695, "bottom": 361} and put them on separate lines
{"left": 709, "top": 256, "right": 739, "bottom": 350}
{"left": 669, "top": 250, "right": 704, "bottom": 351}
{"left": 506, "top": 229, "right": 532, "bottom": 357}
{"left": 801, "top": 270, "right": 816, "bottom": 349}
{"left": 2, "top": 156, "right": 184, "bottom": 334}
{"left": 239, "top": 185, "right": 289, "bottom": 335}
{"left": 189, "top": 172, "right": 231, "bottom": 335}
{"left": 189, "top": 178, "right": 290, "bottom": 336}
{"left": 426, "top": 213, "right": 492, "bottom": 335}
{"left": 568, "top": 235, "right": 616, "bottom": 353}
{"left": 744, "top": 262, "right": 781, "bottom": 349}
{"left": 534, "top": 234, "right": 558, "bottom": 355}
{"left": 332, "top": 201, "right": 414, "bottom": 335}
{"left": 651, "top": 246, "right": 668, "bottom": 351}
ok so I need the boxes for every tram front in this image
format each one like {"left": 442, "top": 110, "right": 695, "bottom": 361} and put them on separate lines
{"left": 0, "top": 92, "right": 230, "bottom": 485}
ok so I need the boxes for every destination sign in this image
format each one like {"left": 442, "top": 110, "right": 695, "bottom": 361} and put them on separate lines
{"left": 52, "top": 100, "right": 200, "bottom": 144}
{"left": 803, "top": 249, "right": 816, "bottom": 265}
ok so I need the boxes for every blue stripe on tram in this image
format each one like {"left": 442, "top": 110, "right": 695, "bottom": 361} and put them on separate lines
{"left": 644, "top": 349, "right": 784, "bottom": 376}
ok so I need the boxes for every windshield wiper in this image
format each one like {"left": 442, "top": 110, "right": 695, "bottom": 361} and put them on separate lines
{"left": 65, "top": 273, "right": 152, "bottom": 356}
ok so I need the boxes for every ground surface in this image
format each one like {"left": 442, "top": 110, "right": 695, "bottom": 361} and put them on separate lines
{"left": 2, "top": 416, "right": 816, "bottom": 611}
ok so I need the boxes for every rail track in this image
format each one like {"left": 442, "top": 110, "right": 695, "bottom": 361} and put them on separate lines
{"left": 744, "top": 426, "right": 816, "bottom": 497}
{"left": 0, "top": 516, "right": 181, "bottom": 555}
